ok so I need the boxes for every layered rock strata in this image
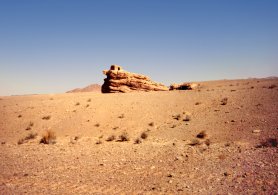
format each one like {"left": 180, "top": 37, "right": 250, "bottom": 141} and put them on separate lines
{"left": 102, "top": 65, "right": 169, "bottom": 93}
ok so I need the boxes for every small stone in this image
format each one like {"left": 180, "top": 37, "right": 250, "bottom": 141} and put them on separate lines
{"left": 252, "top": 129, "right": 261, "bottom": 133}
{"left": 224, "top": 172, "right": 230, "bottom": 176}
{"left": 168, "top": 180, "right": 173, "bottom": 184}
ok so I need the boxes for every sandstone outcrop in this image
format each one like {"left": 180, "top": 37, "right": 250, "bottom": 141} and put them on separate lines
{"left": 101, "top": 65, "right": 169, "bottom": 93}
{"left": 170, "top": 82, "right": 198, "bottom": 90}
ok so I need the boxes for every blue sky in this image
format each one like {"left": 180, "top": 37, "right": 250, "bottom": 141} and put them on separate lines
{"left": 0, "top": 0, "right": 277, "bottom": 95}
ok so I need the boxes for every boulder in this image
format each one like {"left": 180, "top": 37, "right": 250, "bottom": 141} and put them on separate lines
{"left": 101, "top": 65, "right": 169, "bottom": 93}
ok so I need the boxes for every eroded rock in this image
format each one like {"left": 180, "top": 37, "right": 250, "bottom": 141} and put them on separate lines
{"left": 101, "top": 65, "right": 169, "bottom": 93}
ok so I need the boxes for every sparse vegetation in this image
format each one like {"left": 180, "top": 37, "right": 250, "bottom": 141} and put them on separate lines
{"left": 141, "top": 132, "right": 148, "bottom": 139}
{"left": 256, "top": 138, "right": 277, "bottom": 148}
{"left": 95, "top": 123, "right": 100, "bottom": 127}
{"left": 134, "top": 138, "right": 142, "bottom": 144}
{"left": 189, "top": 139, "right": 201, "bottom": 146}
{"left": 26, "top": 122, "right": 34, "bottom": 130}
{"left": 18, "top": 132, "right": 38, "bottom": 145}
{"left": 87, "top": 98, "right": 91, "bottom": 102}
{"left": 118, "top": 114, "right": 125, "bottom": 119}
{"left": 196, "top": 131, "right": 207, "bottom": 139}
{"left": 106, "top": 135, "right": 116, "bottom": 142}
{"left": 118, "top": 132, "right": 129, "bottom": 142}
{"left": 42, "top": 115, "right": 51, "bottom": 120}
{"left": 268, "top": 84, "right": 277, "bottom": 89}
{"left": 75, "top": 102, "right": 80, "bottom": 106}
{"left": 96, "top": 140, "right": 102, "bottom": 144}
{"left": 40, "top": 130, "right": 56, "bottom": 144}
{"left": 205, "top": 139, "right": 211, "bottom": 146}
{"left": 148, "top": 122, "right": 154, "bottom": 127}
{"left": 183, "top": 115, "right": 191, "bottom": 122}
{"left": 18, "top": 114, "right": 22, "bottom": 118}
{"left": 172, "top": 114, "right": 181, "bottom": 120}
{"left": 195, "top": 102, "right": 201, "bottom": 105}
{"left": 221, "top": 97, "right": 228, "bottom": 105}
{"left": 86, "top": 104, "right": 90, "bottom": 108}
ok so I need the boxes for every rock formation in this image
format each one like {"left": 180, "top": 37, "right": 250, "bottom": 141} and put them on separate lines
{"left": 101, "top": 65, "right": 169, "bottom": 93}
{"left": 170, "top": 83, "right": 198, "bottom": 90}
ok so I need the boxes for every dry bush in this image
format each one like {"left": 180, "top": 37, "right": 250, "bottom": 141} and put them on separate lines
{"left": 256, "top": 138, "right": 277, "bottom": 148}
{"left": 106, "top": 135, "right": 116, "bottom": 142}
{"left": 141, "top": 132, "right": 148, "bottom": 139}
{"left": 26, "top": 122, "right": 34, "bottom": 130}
{"left": 118, "top": 114, "right": 125, "bottom": 119}
{"left": 18, "top": 132, "right": 38, "bottom": 145}
{"left": 189, "top": 139, "right": 201, "bottom": 146}
{"left": 40, "top": 130, "right": 56, "bottom": 144}
{"left": 172, "top": 114, "right": 181, "bottom": 120}
{"left": 42, "top": 115, "right": 51, "bottom": 120}
{"left": 118, "top": 132, "right": 129, "bottom": 142}
{"left": 96, "top": 140, "right": 102, "bottom": 144}
{"left": 196, "top": 131, "right": 207, "bottom": 139}
{"left": 205, "top": 139, "right": 211, "bottom": 146}
{"left": 269, "top": 84, "right": 277, "bottom": 89}
{"left": 183, "top": 115, "right": 191, "bottom": 122}
{"left": 221, "top": 97, "right": 228, "bottom": 105}
{"left": 134, "top": 138, "right": 142, "bottom": 144}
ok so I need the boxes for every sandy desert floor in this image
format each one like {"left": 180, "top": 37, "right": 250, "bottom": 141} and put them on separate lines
{"left": 0, "top": 78, "right": 277, "bottom": 194}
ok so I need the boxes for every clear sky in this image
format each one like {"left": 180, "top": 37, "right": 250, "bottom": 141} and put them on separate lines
{"left": 0, "top": 0, "right": 277, "bottom": 95}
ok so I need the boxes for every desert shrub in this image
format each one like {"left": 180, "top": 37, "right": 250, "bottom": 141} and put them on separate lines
{"left": 106, "top": 135, "right": 116, "bottom": 142}
{"left": 96, "top": 140, "right": 102, "bottom": 144}
{"left": 95, "top": 123, "right": 100, "bottom": 127}
{"left": 18, "top": 132, "right": 38, "bottom": 145}
{"left": 87, "top": 98, "right": 91, "bottom": 102}
{"left": 189, "top": 139, "right": 201, "bottom": 146}
{"left": 26, "top": 122, "right": 34, "bottom": 130}
{"left": 256, "top": 138, "right": 277, "bottom": 148}
{"left": 18, "top": 139, "right": 24, "bottom": 145}
{"left": 141, "top": 132, "right": 148, "bottom": 139}
{"left": 86, "top": 104, "right": 90, "bottom": 108}
{"left": 118, "top": 114, "right": 125, "bottom": 119}
{"left": 40, "top": 130, "right": 56, "bottom": 144}
{"left": 113, "top": 126, "right": 119, "bottom": 130}
{"left": 269, "top": 84, "right": 277, "bottom": 89}
{"left": 42, "top": 115, "right": 51, "bottom": 120}
{"left": 195, "top": 102, "right": 201, "bottom": 105}
{"left": 18, "top": 115, "right": 22, "bottom": 118}
{"left": 183, "top": 115, "right": 191, "bottom": 122}
{"left": 221, "top": 97, "right": 228, "bottom": 105}
{"left": 75, "top": 102, "right": 80, "bottom": 106}
{"left": 205, "top": 139, "right": 211, "bottom": 146}
{"left": 148, "top": 122, "right": 154, "bottom": 127}
{"left": 172, "top": 114, "right": 181, "bottom": 120}
{"left": 118, "top": 132, "right": 129, "bottom": 142}
{"left": 196, "top": 131, "right": 207, "bottom": 139}
{"left": 134, "top": 138, "right": 142, "bottom": 144}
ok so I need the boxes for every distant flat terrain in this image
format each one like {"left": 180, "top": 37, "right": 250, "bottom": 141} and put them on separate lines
{"left": 0, "top": 78, "right": 277, "bottom": 194}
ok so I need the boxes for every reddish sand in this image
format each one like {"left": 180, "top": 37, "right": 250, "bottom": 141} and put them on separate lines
{"left": 0, "top": 78, "right": 277, "bottom": 194}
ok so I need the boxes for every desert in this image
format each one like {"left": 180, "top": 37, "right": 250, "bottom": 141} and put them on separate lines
{"left": 0, "top": 77, "right": 277, "bottom": 194}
